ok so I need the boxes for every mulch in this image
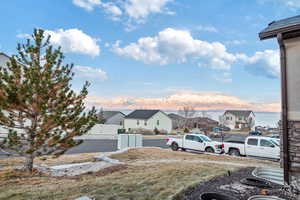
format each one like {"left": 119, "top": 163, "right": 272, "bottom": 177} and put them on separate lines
{"left": 173, "top": 167, "right": 297, "bottom": 200}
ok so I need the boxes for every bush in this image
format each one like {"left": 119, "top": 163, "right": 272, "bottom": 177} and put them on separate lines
{"left": 118, "top": 129, "right": 126, "bottom": 134}
{"left": 128, "top": 128, "right": 155, "bottom": 135}
{"left": 184, "top": 128, "right": 190, "bottom": 133}
{"left": 154, "top": 128, "right": 160, "bottom": 135}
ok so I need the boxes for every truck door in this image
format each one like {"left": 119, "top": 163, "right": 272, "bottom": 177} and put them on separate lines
{"left": 184, "top": 135, "right": 197, "bottom": 150}
{"left": 184, "top": 135, "right": 203, "bottom": 151}
{"left": 193, "top": 136, "right": 205, "bottom": 151}
{"left": 259, "top": 139, "right": 279, "bottom": 159}
{"left": 245, "top": 138, "right": 259, "bottom": 157}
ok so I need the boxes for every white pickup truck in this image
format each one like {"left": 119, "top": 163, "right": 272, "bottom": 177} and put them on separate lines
{"left": 166, "top": 134, "right": 223, "bottom": 154}
{"left": 223, "top": 136, "right": 280, "bottom": 160}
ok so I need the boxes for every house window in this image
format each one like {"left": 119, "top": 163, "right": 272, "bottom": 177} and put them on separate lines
{"left": 144, "top": 121, "right": 147, "bottom": 126}
{"left": 157, "top": 120, "right": 159, "bottom": 126}
{"left": 137, "top": 120, "right": 139, "bottom": 125}
{"left": 239, "top": 117, "right": 242, "bottom": 120}
{"left": 226, "top": 117, "right": 230, "bottom": 120}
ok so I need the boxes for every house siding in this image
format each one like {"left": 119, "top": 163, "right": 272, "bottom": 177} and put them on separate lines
{"left": 124, "top": 111, "right": 172, "bottom": 133}
{"left": 0, "top": 54, "right": 9, "bottom": 68}
{"left": 222, "top": 113, "right": 236, "bottom": 130}
{"left": 221, "top": 112, "right": 255, "bottom": 130}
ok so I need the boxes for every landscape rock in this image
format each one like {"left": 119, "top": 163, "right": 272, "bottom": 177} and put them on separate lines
{"left": 48, "top": 161, "right": 115, "bottom": 177}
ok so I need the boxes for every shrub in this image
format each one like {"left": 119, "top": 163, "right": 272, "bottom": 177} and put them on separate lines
{"left": 128, "top": 128, "right": 155, "bottom": 135}
{"left": 184, "top": 128, "right": 190, "bottom": 133}
{"left": 154, "top": 128, "right": 160, "bottom": 135}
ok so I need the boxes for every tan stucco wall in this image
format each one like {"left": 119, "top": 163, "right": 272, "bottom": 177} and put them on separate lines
{"left": 284, "top": 38, "right": 300, "bottom": 120}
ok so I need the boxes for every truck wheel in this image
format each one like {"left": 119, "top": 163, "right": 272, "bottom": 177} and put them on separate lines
{"left": 205, "top": 147, "right": 215, "bottom": 153}
{"left": 229, "top": 149, "right": 240, "bottom": 157}
{"left": 171, "top": 142, "right": 179, "bottom": 151}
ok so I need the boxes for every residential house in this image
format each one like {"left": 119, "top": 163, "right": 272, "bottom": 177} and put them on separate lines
{"left": 188, "top": 117, "right": 219, "bottom": 132}
{"left": 0, "top": 53, "right": 11, "bottom": 135}
{"left": 0, "top": 52, "right": 10, "bottom": 68}
{"left": 98, "top": 111, "right": 125, "bottom": 125}
{"left": 259, "top": 15, "right": 300, "bottom": 189}
{"left": 124, "top": 110, "right": 172, "bottom": 133}
{"left": 168, "top": 113, "right": 185, "bottom": 129}
{"left": 168, "top": 113, "right": 219, "bottom": 132}
{"left": 220, "top": 110, "right": 255, "bottom": 130}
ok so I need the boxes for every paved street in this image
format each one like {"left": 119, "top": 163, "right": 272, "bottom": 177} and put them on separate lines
{"left": 66, "top": 139, "right": 168, "bottom": 154}
{"left": 0, "top": 133, "right": 248, "bottom": 157}
{"left": 0, "top": 139, "right": 169, "bottom": 158}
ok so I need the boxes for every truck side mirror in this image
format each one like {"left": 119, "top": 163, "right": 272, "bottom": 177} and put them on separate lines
{"left": 270, "top": 144, "right": 275, "bottom": 148}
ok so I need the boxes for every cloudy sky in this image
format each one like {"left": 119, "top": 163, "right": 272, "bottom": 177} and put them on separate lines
{"left": 1, "top": 0, "right": 298, "bottom": 112}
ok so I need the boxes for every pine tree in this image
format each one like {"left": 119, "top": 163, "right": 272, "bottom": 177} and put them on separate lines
{"left": 0, "top": 29, "right": 97, "bottom": 172}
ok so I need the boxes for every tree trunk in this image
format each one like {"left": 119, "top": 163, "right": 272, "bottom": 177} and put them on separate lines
{"left": 24, "top": 154, "right": 34, "bottom": 173}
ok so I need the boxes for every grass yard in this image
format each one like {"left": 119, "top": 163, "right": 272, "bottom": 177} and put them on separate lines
{"left": 0, "top": 148, "right": 279, "bottom": 200}
{"left": 0, "top": 153, "right": 99, "bottom": 169}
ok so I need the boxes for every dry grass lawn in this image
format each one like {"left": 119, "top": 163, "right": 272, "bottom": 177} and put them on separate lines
{"left": 0, "top": 147, "right": 279, "bottom": 200}
{"left": 111, "top": 147, "right": 279, "bottom": 167}
{"left": 0, "top": 152, "right": 99, "bottom": 169}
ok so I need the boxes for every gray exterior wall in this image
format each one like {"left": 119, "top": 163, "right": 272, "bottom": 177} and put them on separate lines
{"left": 105, "top": 113, "right": 125, "bottom": 125}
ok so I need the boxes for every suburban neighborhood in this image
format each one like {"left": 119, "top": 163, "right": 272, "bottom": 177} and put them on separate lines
{"left": 1, "top": 1, "right": 300, "bottom": 200}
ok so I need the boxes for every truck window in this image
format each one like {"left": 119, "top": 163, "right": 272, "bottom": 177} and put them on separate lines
{"left": 200, "top": 136, "right": 212, "bottom": 142}
{"left": 193, "top": 136, "right": 202, "bottom": 142}
{"left": 260, "top": 139, "right": 274, "bottom": 147}
{"left": 186, "top": 135, "right": 194, "bottom": 141}
{"left": 247, "top": 138, "right": 258, "bottom": 146}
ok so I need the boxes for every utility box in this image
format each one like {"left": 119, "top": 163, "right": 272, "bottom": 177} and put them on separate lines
{"left": 117, "top": 134, "right": 143, "bottom": 150}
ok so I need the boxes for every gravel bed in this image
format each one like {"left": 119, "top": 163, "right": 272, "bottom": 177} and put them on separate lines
{"left": 174, "top": 168, "right": 297, "bottom": 200}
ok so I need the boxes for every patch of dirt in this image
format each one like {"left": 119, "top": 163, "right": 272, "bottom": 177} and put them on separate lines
{"left": 174, "top": 168, "right": 296, "bottom": 200}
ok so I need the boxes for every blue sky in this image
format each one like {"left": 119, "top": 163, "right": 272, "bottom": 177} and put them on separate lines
{"left": 0, "top": 0, "right": 299, "bottom": 112}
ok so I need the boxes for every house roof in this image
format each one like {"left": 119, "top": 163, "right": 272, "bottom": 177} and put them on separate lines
{"left": 0, "top": 52, "right": 10, "bottom": 58}
{"left": 99, "top": 111, "right": 124, "bottom": 120}
{"left": 259, "top": 15, "right": 300, "bottom": 40}
{"left": 224, "top": 110, "right": 254, "bottom": 118}
{"left": 168, "top": 113, "right": 185, "bottom": 120}
{"left": 125, "top": 110, "right": 161, "bottom": 119}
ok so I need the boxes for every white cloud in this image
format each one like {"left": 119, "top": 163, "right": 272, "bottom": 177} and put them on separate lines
{"left": 112, "top": 28, "right": 239, "bottom": 69}
{"left": 243, "top": 50, "right": 280, "bottom": 79}
{"left": 72, "top": 0, "right": 174, "bottom": 28}
{"left": 72, "top": 0, "right": 101, "bottom": 11}
{"left": 16, "top": 33, "right": 31, "bottom": 39}
{"left": 85, "top": 90, "right": 280, "bottom": 112}
{"left": 101, "top": 2, "right": 122, "bottom": 17}
{"left": 45, "top": 28, "right": 100, "bottom": 57}
{"left": 226, "top": 40, "right": 246, "bottom": 45}
{"left": 124, "top": 0, "right": 173, "bottom": 23}
{"left": 74, "top": 65, "right": 108, "bottom": 80}
{"left": 196, "top": 25, "right": 218, "bottom": 33}
{"left": 213, "top": 72, "right": 232, "bottom": 83}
